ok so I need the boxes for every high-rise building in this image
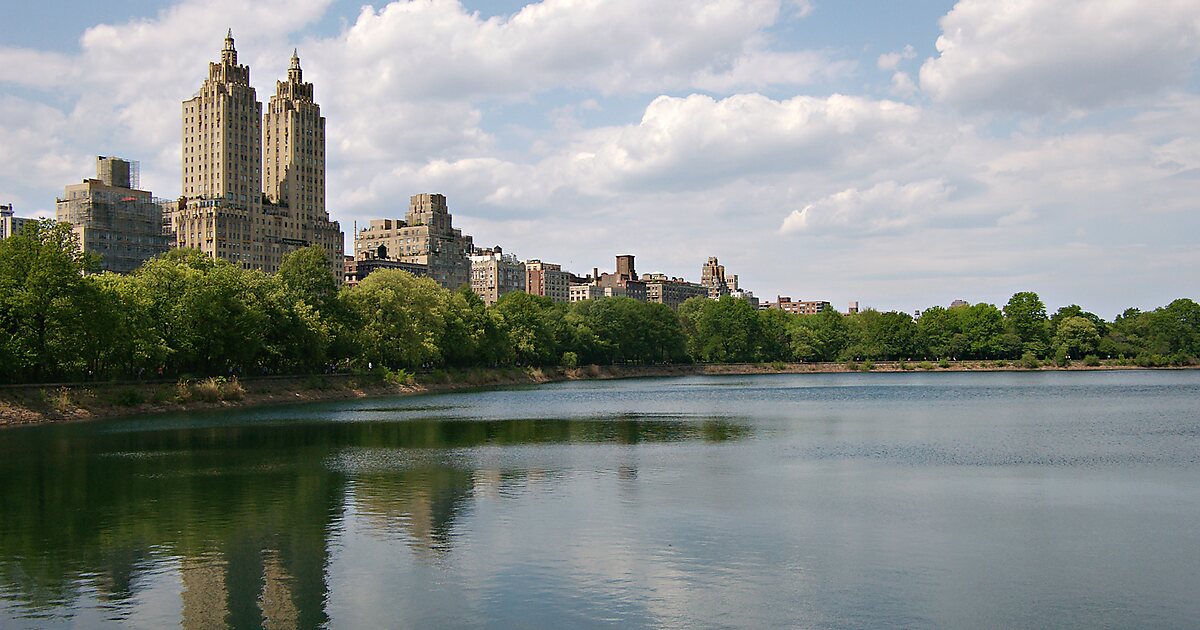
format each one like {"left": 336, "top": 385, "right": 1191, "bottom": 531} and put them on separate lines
{"left": 56, "top": 156, "right": 171, "bottom": 273}
{"left": 354, "top": 194, "right": 473, "bottom": 290}
{"left": 168, "top": 31, "right": 342, "bottom": 274}
{"left": 0, "top": 204, "right": 34, "bottom": 240}
{"left": 470, "top": 246, "right": 526, "bottom": 305}
{"left": 262, "top": 49, "right": 342, "bottom": 265}
{"left": 701, "top": 256, "right": 730, "bottom": 299}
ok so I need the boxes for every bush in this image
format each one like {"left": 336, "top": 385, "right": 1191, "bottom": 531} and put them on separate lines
{"left": 383, "top": 368, "right": 413, "bottom": 386}
{"left": 770, "top": 360, "right": 787, "bottom": 371}
{"left": 175, "top": 379, "right": 192, "bottom": 403}
{"left": 1083, "top": 355, "right": 1101, "bottom": 367}
{"left": 114, "top": 389, "right": 143, "bottom": 407}
{"left": 192, "top": 377, "right": 222, "bottom": 402}
{"left": 993, "top": 360, "right": 1008, "bottom": 368}
{"left": 938, "top": 358, "right": 951, "bottom": 369}
{"left": 899, "top": 360, "right": 915, "bottom": 371}
{"left": 560, "top": 351, "right": 579, "bottom": 369}
{"left": 1054, "top": 347, "right": 1071, "bottom": 367}
{"left": 861, "top": 359, "right": 875, "bottom": 371}
{"left": 429, "top": 369, "right": 450, "bottom": 384}
{"left": 845, "top": 361, "right": 859, "bottom": 372}
{"left": 918, "top": 361, "right": 934, "bottom": 370}
{"left": 304, "top": 374, "right": 333, "bottom": 390}
{"left": 220, "top": 376, "right": 245, "bottom": 401}
{"left": 1020, "top": 352, "right": 1041, "bottom": 369}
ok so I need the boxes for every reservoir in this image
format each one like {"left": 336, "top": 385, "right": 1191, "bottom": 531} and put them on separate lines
{"left": 1, "top": 371, "right": 1198, "bottom": 628}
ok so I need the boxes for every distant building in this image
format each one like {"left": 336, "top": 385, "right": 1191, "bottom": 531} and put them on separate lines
{"left": 470, "top": 246, "right": 526, "bottom": 305}
{"left": 701, "top": 256, "right": 730, "bottom": 299}
{"left": 343, "top": 253, "right": 427, "bottom": 287}
{"left": 354, "top": 193, "right": 474, "bottom": 290}
{"left": 526, "top": 259, "right": 571, "bottom": 303}
{"left": 55, "top": 156, "right": 171, "bottom": 273}
{"left": 569, "top": 283, "right": 605, "bottom": 302}
{"left": 641, "top": 272, "right": 707, "bottom": 309}
{"left": 168, "top": 32, "right": 343, "bottom": 275}
{"left": 848, "top": 301, "right": 859, "bottom": 314}
{"left": 772, "top": 296, "right": 832, "bottom": 315}
{"left": 571, "top": 254, "right": 647, "bottom": 302}
{"left": 950, "top": 299, "right": 969, "bottom": 308}
{"left": 0, "top": 204, "right": 34, "bottom": 240}
{"left": 729, "top": 288, "right": 759, "bottom": 309}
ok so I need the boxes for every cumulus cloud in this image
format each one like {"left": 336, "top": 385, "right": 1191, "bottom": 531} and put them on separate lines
{"left": 779, "top": 179, "right": 955, "bottom": 235}
{"left": 877, "top": 45, "right": 916, "bottom": 71}
{"left": 920, "top": 0, "right": 1200, "bottom": 112}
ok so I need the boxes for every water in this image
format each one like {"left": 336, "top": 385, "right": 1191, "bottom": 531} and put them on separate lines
{"left": 1, "top": 371, "right": 1198, "bottom": 628}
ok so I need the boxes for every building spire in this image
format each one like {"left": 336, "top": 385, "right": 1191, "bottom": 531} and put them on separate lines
{"left": 288, "top": 48, "right": 302, "bottom": 82}
{"left": 221, "top": 28, "right": 237, "bottom": 65}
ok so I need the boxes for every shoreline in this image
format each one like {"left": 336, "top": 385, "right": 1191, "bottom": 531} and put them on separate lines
{"left": 0, "top": 361, "right": 1192, "bottom": 428}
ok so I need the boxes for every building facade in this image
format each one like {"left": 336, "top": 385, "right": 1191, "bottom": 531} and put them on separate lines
{"left": 470, "top": 247, "right": 526, "bottom": 305}
{"left": 701, "top": 256, "right": 730, "bottom": 299}
{"left": 354, "top": 194, "right": 473, "bottom": 290}
{"left": 168, "top": 31, "right": 343, "bottom": 275}
{"left": 525, "top": 259, "right": 571, "bottom": 303}
{"left": 772, "top": 296, "right": 832, "bottom": 315}
{"left": 56, "top": 156, "right": 171, "bottom": 273}
{"left": 641, "top": 273, "right": 707, "bottom": 309}
{"left": 0, "top": 204, "right": 34, "bottom": 240}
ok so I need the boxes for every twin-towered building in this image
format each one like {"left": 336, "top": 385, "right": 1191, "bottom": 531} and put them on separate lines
{"left": 168, "top": 31, "right": 342, "bottom": 274}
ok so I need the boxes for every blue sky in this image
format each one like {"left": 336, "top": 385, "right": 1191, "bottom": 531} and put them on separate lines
{"left": 1, "top": 0, "right": 1197, "bottom": 317}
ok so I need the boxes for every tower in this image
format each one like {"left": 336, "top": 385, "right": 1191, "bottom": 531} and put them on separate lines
{"left": 173, "top": 29, "right": 262, "bottom": 267}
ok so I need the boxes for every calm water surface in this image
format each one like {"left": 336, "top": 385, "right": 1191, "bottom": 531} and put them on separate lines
{"left": 1, "top": 371, "right": 1198, "bottom": 628}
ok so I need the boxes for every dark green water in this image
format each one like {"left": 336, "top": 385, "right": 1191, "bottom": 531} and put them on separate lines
{"left": 1, "top": 371, "right": 1198, "bottom": 628}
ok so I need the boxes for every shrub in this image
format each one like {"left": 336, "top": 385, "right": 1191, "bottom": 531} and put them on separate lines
{"left": 114, "top": 389, "right": 143, "bottom": 407}
{"left": 192, "top": 377, "right": 222, "bottom": 402}
{"left": 1020, "top": 352, "right": 1041, "bottom": 369}
{"left": 861, "top": 360, "right": 875, "bottom": 371}
{"left": 770, "top": 360, "right": 787, "bottom": 371}
{"left": 429, "top": 369, "right": 450, "bottom": 384}
{"left": 560, "top": 351, "right": 579, "bottom": 369}
{"left": 384, "top": 368, "right": 413, "bottom": 386}
{"left": 993, "top": 360, "right": 1008, "bottom": 368}
{"left": 175, "top": 378, "right": 193, "bottom": 403}
{"left": 938, "top": 358, "right": 951, "bottom": 369}
{"left": 1054, "top": 347, "right": 1071, "bottom": 367}
{"left": 304, "top": 374, "right": 333, "bottom": 390}
{"left": 845, "top": 361, "right": 859, "bottom": 372}
{"left": 220, "top": 376, "right": 245, "bottom": 401}
{"left": 1083, "top": 355, "right": 1101, "bottom": 367}
{"left": 918, "top": 361, "right": 934, "bottom": 370}
{"left": 899, "top": 360, "right": 915, "bottom": 371}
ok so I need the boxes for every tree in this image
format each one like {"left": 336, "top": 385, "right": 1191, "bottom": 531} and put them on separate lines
{"left": 1004, "top": 291, "right": 1050, "bottom": 356}
{"left": 960, "top": 303, "right": 1014, "bottom": 359}
{"left": 788, "top": 308, "right": 849, "bottom": 362}
{"left": 681, "top": 296, "right": 761, "bottom": 363}
{"left": 343, "top": 269, "right": 449, "bottom": 370}
{"left": 1050, "top": 304, "right": 1107, "bottom": 339}
{"left": 1053, "top": 316, "right": 1100, "bottom": 358}
{"left": 0, "top": 220, "right": 98, "bottom": 381}
{"left": 917, "top": 306, "right": 964, "bottom": 359}
{"left": 278, "top": 246, "right": 338, "bottom": 314}
{"left": 493, "top": 291, "right": 559, "bottom": 366}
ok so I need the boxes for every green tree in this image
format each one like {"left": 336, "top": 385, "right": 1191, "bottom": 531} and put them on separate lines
{"left": 961, "top": 303, "right": 1014, "bottom": 359}
{"left": 343, "top": 269, "right": 449, "bottom": 370}
{"left": 278, "top": 246, "right": 338, "bottom": 314}
{"left": 680, "top": 296, "right": 762, "bottom": 363}
{"left": 1053, "top": 316, "right": 1100, "bottom": 358}
{"left": 787, "top": 308, "right": 849, "bottom": 362}
{"left": 0, "top": 220, "right": 98, "bottom": 381}
{"left": 917, "top": 306, "right": 965, "bottom": 359}
{"left": 756, "top": 307, "right": 794, "bottom": 362}
{"left": 1004, "top": 291, "right": 1050, "bottom": 356}
{"left": 493, "top": 291, "right": 559, "bottom": 366}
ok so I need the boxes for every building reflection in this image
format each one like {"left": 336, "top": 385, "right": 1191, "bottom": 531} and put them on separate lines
{"left": 0, "top": 414, "right": 751, "bottom": 624}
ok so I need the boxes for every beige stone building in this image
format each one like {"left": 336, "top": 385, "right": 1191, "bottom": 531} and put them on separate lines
{"left": 569, "top": 255, "right": 648, "bottom": 303}
{"left": 56, "top": 156, "right": 171, "bottom": 273}
{"left": 470, "top": 247, "right": 526, "bottom": 305}
{"left": 168, "top": 31, "right": 342, "bottom": 275}
{"left": 0, "top": 204, "right": 34, "bottom": 240}
{"left": 354, "top": 194, "right": 473, "bottom": 290}
{"left": 641, "top": 273, "right": 707, "bottom": 309}
{"left": 525, "top": 259, "right": 571, "bottom": 303}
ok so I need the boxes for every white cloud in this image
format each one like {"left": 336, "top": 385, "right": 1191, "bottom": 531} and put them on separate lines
{"left": 920, "top": 0, "right": 1200, "bottom": 112}
{"left": 779, "top": 179, "right": 955, "bottom": 235}
{"left": 889, "top": 71, "right": 917, "bottom": 98}
{"left": 876, "top": 45, "right": 915, "bottom": 71}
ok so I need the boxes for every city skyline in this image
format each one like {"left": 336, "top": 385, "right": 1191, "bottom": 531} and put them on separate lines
{"left": 1, "top": 0, "right": 1198, "bottom": 316}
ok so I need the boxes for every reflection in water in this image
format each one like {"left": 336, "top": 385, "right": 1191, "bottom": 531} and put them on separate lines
{"left": 0, "top": 412, "right": 748, "bottom": 624}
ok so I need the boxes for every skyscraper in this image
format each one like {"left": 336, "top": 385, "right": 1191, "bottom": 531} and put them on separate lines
{"left": 169, "top": 31, "right": 342, "bottom": 275}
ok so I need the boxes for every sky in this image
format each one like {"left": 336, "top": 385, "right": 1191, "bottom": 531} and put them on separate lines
{"left": 1, "top": 0, "right": 1198, "bottom": 318}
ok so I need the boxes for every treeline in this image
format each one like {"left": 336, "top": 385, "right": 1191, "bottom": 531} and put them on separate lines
{"left": 0, "top": 221, "right": 1196, "bottom": 383}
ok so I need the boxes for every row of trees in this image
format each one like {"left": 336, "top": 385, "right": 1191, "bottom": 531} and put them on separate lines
{"left": 0, "top": 221, "right": 1196, "bottom": 383}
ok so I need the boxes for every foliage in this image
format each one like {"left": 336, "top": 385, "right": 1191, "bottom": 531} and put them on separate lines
{"left": 0, "top": 233, "right": 1197, "bottom": 384}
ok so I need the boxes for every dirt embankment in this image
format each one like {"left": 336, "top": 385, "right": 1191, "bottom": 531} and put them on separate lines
{"left": 0, "top": 360, "right": 1184, "bottom": 428}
